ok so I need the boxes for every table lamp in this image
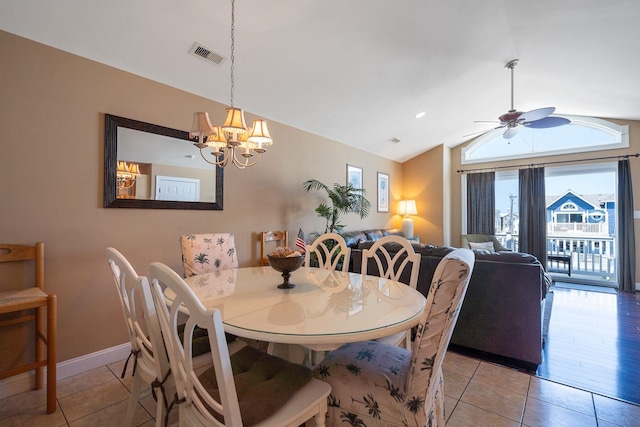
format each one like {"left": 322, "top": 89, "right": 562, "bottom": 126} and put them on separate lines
{"left": 397, "top": 200, "right": 418, "bottom": 238}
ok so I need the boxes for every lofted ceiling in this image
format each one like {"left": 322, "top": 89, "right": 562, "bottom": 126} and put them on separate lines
{"left": 1, "top": 0, "right": 639, "bottom": 162}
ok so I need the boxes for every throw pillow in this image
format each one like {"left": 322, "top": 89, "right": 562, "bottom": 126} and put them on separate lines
{"left": 469, "top": 241, "right": 495, "bottom": 251}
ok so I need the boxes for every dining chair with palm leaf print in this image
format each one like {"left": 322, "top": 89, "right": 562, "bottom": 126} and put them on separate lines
{"left": 313, "top": 248, "right": 475, "bottom": 427}
{"left": 180, "top": 233, "right": 238, "bottom": 278}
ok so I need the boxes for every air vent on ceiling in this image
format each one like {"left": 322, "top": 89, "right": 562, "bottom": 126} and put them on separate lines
{"left": 188, "top": 42, "right": 226, "bottom": 65}
{"left": 390, "top": 137, "right": 402, "bottom": 144}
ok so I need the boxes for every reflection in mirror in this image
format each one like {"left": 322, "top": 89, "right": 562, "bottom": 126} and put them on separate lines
{"left": 104, "top": 114, "right": 223, "bottom": 209}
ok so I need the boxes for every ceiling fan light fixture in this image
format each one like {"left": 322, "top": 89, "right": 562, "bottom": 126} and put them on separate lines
{"left": 471, "top": 58, "right": 573, "bottom": 140}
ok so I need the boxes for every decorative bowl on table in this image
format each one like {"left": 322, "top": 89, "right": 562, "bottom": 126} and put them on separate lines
{"left": 268, "top": 251, "right": 304, "bottom": 289}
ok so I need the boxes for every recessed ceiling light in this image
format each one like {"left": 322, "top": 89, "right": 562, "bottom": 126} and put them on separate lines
{"left": 414, "top": 111, "right": 426, "bottom": 119}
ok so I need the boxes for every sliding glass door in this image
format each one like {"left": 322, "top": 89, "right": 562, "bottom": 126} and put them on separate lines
{"left": 464, "top": 162, "right": 618, "bottom": 286}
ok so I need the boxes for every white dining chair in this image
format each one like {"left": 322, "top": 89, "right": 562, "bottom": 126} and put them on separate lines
{"left": 305, "top": 232, "right": 351, "bottom": 272}
{"left": 107, "top": 248, "right": 213, "bottom": 427}
{"left": 107, "top": 247, "right": 175, "bottom": 426}
{"left": 298, "top": 232, "right": 352, "bottom": 364}
{"left": 148, "top": 261, "right": 331, "bottom": 427}
{"left": 313, "top": 248, "right": 475, "bottom": 427}
{"left": 361, "top": 235, "right": 421, "bottom": 349}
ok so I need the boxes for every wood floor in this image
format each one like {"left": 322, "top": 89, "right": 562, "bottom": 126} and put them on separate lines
{"left": 536, "top": 283, "right": 640, "bottom": 406}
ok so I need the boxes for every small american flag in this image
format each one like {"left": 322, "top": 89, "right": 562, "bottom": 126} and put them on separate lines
{"left": 295, "top": 228, "right": 306, "bottom": 253}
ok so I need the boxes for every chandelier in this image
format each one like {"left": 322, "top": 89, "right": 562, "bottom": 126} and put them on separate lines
{"left": 116, "top": 161, "right": 140, "bottom": 189}
{"left": 190, "top": 0, "right": 272, "bottom": 169}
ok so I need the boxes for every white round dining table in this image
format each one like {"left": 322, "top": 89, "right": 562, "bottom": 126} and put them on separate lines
{"left": 164, "top": 266, "right": 426, "bottom": 348}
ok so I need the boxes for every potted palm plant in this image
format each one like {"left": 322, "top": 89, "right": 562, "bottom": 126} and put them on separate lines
{"left": 303, "top": 179, "right": 371, "bottom": 269}
{"left": 302, "top": 179, "right": 371, "bottom": 236}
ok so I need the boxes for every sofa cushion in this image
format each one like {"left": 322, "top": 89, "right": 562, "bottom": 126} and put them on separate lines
{"left": 468, "top": 241, "right": 495, "bottom": 251}
{"left": 429, "top": 246, "right": 456, "bottom": 257}
{"left": 342, "top": 230, "right": 369, "bottom": 248}
{"left": 343, "top": 229, "right": 406, "bottom": 248}
{"left": 472, "top": 250, "right": 539, "bottom": 264}
{"left": 382, "top": 228, "right": 405, "bottom": 237}
{"left": 364, "top": 229, "right": 385, "bottom": 241}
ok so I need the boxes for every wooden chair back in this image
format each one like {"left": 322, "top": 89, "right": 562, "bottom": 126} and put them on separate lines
{"left": 260, "top": 230, "right": 288, "bottom": 266}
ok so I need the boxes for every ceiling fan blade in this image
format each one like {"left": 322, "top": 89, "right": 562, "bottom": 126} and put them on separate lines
{"left": 523, "top": 116, "right": 571, "bottom": 129}
{"left": 463, "top": 129, "right": 494, "bottom": 138}
{"left": 503, "top": 126, "right": 520, "bottom": 139}
{"left": 520, "top": 106, "right": 555, "bottom": 123}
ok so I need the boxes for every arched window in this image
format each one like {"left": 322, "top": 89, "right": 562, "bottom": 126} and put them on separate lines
{"left": 561, "top": 203, "right": 578, "bottom": 211}
{"left": 462, "top": 116, "right": 628, "bottom": 164}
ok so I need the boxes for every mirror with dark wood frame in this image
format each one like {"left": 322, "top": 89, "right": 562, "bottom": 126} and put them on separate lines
{"left": 104, "top": 114, "right": 223, "bottom": 209}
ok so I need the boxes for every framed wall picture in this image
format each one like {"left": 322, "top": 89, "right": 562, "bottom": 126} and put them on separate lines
{"left": 377, "top": 172, "right": 389, "bottom": 212}
{"left": 347, "top": 164, "right": 363, "bottom": 189}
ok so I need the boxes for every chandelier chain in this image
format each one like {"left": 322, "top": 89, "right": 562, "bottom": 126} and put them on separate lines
{"left": 230, "top": 0, "right": 235, "bottom": 108}
{"left": 189, "top": 0, "right": 272, "bottom": 169}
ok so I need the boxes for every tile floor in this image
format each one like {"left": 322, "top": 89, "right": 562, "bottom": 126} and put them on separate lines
{"left": 1, "top": 351, "right": 639, "bottom": 426}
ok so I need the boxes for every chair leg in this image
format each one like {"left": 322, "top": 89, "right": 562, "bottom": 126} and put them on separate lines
{"left": 434, "top": 372, "right": 446, "bottom": 426}
{"left": 35, "top": 305, "right": 44, "bottom": 390}
{"left": 153, "top": 387, "right": 168, "bottom": 427}
{"left": 313, "top": 400, "right": 328, "bottom": 427}
{"left": 124, "top": 373, "right": 143, "bottom": 427}
{"left": 46, "top": 295, "right": 57, "bottom": 414}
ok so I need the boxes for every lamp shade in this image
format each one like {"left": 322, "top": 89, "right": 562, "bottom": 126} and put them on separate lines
{"left": 206, "top": 126, "right": 228, "bottom": 149}
{"left": 128, "top": 163, "right": 140, "bottom": 175}
{"left": 397, "top": 200, "right": 418, "bottom": 216}
{"left": 222, "top": 107, "right": 248, "bottom": 133}
{"left": 117, "top": 161, "right": 127, "bottom": 173}
{"left": 189, "top": 112, "right": 215, "bottom": 138}
{"left": 247, "top": 119, "right": 273, "bottom": 146}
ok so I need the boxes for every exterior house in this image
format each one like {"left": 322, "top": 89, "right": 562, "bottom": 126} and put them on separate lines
{"left": 546, "top": 191, "right": 615, "bottom": 237}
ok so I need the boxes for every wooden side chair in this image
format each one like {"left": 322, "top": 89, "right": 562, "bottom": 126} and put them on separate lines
{"left": 148, "top": 262, "right": 331, "bottom": 426}
{"left": 313, "top": 249, "right": 475, "bottom": 427}
{"left": 260, "top": 230, "right": 288, "bottom": 266}
{"left": 0, "top": 242, "right": 57, "bottom": 414}
{"left": 361, "top": 234, "right": 421, "bottom": 349}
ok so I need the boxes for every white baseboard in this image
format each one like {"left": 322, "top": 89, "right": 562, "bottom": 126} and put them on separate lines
{"left": 0, "top": 342, "right": 131, "bottom": 400}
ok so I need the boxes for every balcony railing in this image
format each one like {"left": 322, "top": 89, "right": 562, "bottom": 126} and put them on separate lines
{"left": 547, "top": 222, "right": 609, "bottom": 235}
{"left": 495, "top": 233, "right": 616, "bottom": 282}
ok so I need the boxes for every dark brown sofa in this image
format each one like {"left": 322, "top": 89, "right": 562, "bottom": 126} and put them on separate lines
{"left": 345, "top": 230, "right": 550, "bottom": 368}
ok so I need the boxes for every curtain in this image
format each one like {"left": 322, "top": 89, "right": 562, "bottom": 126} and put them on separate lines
{"left": 518, "top": 167, "right": 547, "bottom": 266}
{"left": 466, "top": 171, "right": 495, "bottom": 234}
{"left": 617, "top": 159, "right": 636, "bottom": 292}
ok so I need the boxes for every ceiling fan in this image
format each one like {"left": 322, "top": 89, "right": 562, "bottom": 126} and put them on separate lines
{"left": 477, "top": 59, "right": 570, "bottom": 139}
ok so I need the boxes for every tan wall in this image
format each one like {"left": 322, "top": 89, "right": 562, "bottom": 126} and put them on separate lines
{"left": 0, "top": 31, "right": 402, "bottom": 364}
{"left": 405, "top": 119, "right": 640, "bottom": 285}
{"left": 401, "top": 145, "right": 447, "bottom": 245}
